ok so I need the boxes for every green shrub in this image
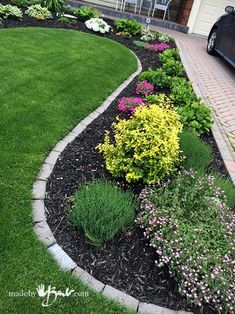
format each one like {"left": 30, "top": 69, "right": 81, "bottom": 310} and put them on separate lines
{"left": 114, "top": 18, "right": 142, "bottom": 36}
{"left": 0, "top": 4, "right": 23, "bottom": 19}
{"left": 137, "top": 170, "right": 234, "bottom": 311}
{"left": 157, "top": 32, "right": 173, "bottom": 43}
{"left": 11, "top": 0, "right": 39, "bottom": 7}
{"left": 159, "top": 48, "right": 180, "bottom": 63}
{"left": 212, "top": 172, "right": 235, "bottom": 207}
{"left": 162, "top": 58, "right": 185, "bottom": 77}
{"left": 146, "top": 93, "right": 171, "bottom": 105}
{"left": 98, "top": 104, "right": 183, "bottom": 183}
{"left": 73, "top": 5, "right": 100, "bottom": 21}
{"left": 41, "top": 0, "right": 64, "bottom": 12}
{"left": 178, "top": 101, "right": 213, "bottom": 135}
{"left": 140, "top": 68, "right": 171, "bottom": 88}
{"left": 170, "top": 77, "right": 197, "bottom": 106}
{"left": 25, "top": 4, "right": 51, "bottom": 19}
{"left": 69, "top": 179, "right": 136, "bottom": 246}
{"left": 179, "top": 130, "right": 213, "bottom": 173}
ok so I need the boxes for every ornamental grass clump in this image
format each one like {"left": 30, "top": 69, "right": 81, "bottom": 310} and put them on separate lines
{"left": 69, "top": 179, "right": 136, "bottom": 247}
{"left": 137, "top": 170, "right": 235, "bottom": 311}
{"left": 98, "top": 104, "right": 183, "bottom": 183}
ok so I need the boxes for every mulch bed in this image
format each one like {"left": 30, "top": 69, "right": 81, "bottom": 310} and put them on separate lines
{"left": 2, "top": 8, "right": 229, "bottom": 312}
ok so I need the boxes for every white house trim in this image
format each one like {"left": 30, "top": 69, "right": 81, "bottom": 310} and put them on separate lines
{"left": 187, "top": 0, "right": 202, "bottom": 33}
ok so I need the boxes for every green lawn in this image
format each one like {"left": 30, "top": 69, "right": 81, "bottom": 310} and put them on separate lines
{"left": 0, "top": 27, "right": 137, "bottom": 313}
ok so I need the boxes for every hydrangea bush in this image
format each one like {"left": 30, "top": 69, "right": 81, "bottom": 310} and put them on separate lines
{"left": 137, "top": 170, "right": 235, "bottom": 311}
{"left": 135, "top": 81, "right": 154, "bottom": 96}
{"left": 85, "top": 18, "right": 111, "bottom": 33}
{"left": 118, "top": 97, "right": 144, "bottom": 114}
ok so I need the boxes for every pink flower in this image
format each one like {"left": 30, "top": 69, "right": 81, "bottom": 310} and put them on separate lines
{"left": 146, "top": 43, "right": 171, "bottom": 52}
{"left": 136, "top": 81, "right": 154, "bottom": 96}
{"left": 118, "top": 97, "right": 145, "bottom": 114}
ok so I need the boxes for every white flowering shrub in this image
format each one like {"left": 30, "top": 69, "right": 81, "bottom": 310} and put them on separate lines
{"left": 85, "top": 18, "right": 111, "bottom": 34}
{"left": 137, "top": 170, "right": 235, "bottom": 311}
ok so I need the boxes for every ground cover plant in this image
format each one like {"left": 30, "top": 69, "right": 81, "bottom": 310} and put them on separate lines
{"left": 137, "top": 170, "right": 235, "bottom": 311}
{"left": 69, "top": 179, "right": 136, "bottom": 246}
{"left": 0, "top": 27, "right": 137, "bottom": 313}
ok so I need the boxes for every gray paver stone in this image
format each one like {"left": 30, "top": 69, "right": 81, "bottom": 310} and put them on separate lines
{"left": 48, "top": 244, "right": 77, "bottom": 271}
{"left": 34, "top": 221, "right": 56, "bottom": 247}
{"left": 73, "top": 266, "right": 105, "bottom": 293}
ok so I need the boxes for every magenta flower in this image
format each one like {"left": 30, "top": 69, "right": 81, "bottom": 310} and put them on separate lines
{"left": 136, "top": 81, "right": 154, "bottom": 96}
{"left": 146, "top": 43, "right": 171, "bottom": 52}
{"left": 118, "top": 97, "right": 145, "bottom": 114}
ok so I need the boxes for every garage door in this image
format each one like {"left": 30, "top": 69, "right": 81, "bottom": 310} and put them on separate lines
{"left": 193, "top": 0, "right": 235, "bottom": 36}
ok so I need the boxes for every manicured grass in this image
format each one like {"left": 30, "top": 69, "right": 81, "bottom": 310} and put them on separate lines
{"left": 69, "top": 179, "right": 137, "bottom": 246}
{"left": 0, "top": 27, "right": 137, "bottom": 313}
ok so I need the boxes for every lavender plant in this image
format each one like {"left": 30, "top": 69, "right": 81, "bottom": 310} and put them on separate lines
{"left": 137, "top": 170, "right": 235, "bottom": 311}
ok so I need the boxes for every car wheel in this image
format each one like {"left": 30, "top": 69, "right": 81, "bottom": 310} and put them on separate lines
{"left": 207, "top": 30, "right": 217, "bottom": 55}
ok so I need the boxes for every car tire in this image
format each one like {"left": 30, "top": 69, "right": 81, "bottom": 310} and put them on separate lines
{"left": 207, "top": 30, "right": 217, "bottom": 55}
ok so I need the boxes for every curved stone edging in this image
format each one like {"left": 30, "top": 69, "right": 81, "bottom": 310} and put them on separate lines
{"left": 32, "top": 52, "right": 191, "bottom": 314}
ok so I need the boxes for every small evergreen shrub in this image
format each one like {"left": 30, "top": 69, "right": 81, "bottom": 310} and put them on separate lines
{"left": 114, "top": 18, "right": 142, "bottom": 36}
{"left": 162, "top": 58, "right": 185, "bottom": 77}
{"left": 137, "top": 170, "right": 235, "bottom": 311}
{"left": 69, "top": 179, "right": 136, "bottom": 246}
{"left": 73, "top": 5, "right": 100, "bottom": 21}
{"left": 179, "top": 130, "right": 213, "bottom": 173}
{"left": 98, "top": 104, "right": 183, "bottom": 183}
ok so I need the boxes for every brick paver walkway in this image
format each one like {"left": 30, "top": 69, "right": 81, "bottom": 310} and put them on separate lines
{"left": 153, "top": 27, "right": 235, "bottom": 183}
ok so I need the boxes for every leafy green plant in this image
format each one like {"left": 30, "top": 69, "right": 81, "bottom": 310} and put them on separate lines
{"left": 159, "top": 48, "right": 180, "bottom": 63}
{"left": 162, "top": 58, "right": 185, "bottom": 77}
{"left": 73, "top": 5, "right": 100, "bottom": 21}
{"left": 69, "top": 179, "right": 136, "bottom": 246}
{"left": 140, "top": 29, "right": 156, "bottom": 42}
{"left": 170, "top": 77, "right": 197, "bottom": 106}
{"left": 98, "top": 104, "right": 183, "bottom": 183}
{"left": 133, "top": 40, "right": 148, "bottom": 48}
{"left": 114, "top": 18, "right": 142, "bottom": 36}
{"left": 25, "top": 4, "right": 51, "bottom": 19}
{"left": 140, "top": 68, "right": 171, "bottom": 88}
{"left": 179, "top": 130, "right": 213, "bottom": 173}
{"left": 57, "top": 16, "right": 76, "bottom": 24}
{"left": 0, "top": 17, "right": 3, "bottom": 26}
{"left": 0, "top": 4, "right": 23, "bottom": 19}
{"left": 41, "top": 0, "right": 64, "bottom": 12}
{"left": 11, "top": 0, "right": 39, "bottom": 7}
{"left": 178, "top": 101, "right": 213, "bottom": 135}
{"left": 157, "top": 32, "right": 173, "bottom": 43}
{"left": 137, "top": 170, "right": 235, "bottom": 311}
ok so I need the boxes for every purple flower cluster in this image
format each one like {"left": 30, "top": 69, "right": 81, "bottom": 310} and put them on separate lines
{"left": 118, "top": 97, "right": 145, "bottom": 114}
{"left": 135, "top": 80, "right": 154, "bottom": 96}
{"left": 146, "top": 43, "right": 171, "bottom": 52}
{"left": 136, "top": 170, "right": 235, "bottom": 311}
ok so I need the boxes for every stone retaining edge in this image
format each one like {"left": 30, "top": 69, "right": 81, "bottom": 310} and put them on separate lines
{"left": 32, "top": 51, "right": 191, "bottom": 314}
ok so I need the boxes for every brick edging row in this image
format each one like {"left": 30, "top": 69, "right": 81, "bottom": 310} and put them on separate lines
{"left": 32, "top": 51, "right": 191, "bottom": 314}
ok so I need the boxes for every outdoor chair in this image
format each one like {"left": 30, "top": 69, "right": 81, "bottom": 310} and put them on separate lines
{"left": 115, "top": 0, "right": 124, "bottom": 11}
{"left": 151, "top": 0, "right": 173, "bottom": 19}
{"left": 122, "top": 0, "right": 140, "bottom": 14}
{"left": 138, "top": 0, "right": 152, "bottom": 16}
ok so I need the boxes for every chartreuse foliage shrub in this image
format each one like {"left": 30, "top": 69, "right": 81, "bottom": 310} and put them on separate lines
{"left": 98, "top": 104, "right": 183, "bottom": 184}
{"left": 179, "top": 130, "right": 213, "bottom": 174}
{"left": 114, "top": 18, "right": 142, "bottom": 36}
{"left": 137, "top": 170, "right": 235, "bottom": 311}
{"left": 69, "top": 179, "right": 136, "bottom": 246}
{"left": 74, "top": 5, "right": 100, "bottom": 21}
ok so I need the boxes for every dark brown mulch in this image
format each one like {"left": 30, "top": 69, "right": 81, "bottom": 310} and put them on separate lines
{"left": 2, "top": 10, "right": 228, "bottom": 313}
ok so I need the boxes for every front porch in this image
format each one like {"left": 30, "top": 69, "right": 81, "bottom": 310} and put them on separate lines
{"left": 67, "top": 0, "right": 194, "bottom": 33}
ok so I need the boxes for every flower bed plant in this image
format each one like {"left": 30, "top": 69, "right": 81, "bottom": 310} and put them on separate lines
{"left": 41, "top": 0, "right": 64, "bottom": 12}
{"left": 0, "top": 3, "right": 22, "bottom": 19}
{"left": 74, "top": 5, "right": 100, "bottom": 21}
{"left": 146, "top": 43, "right": 171, "bottom": 52}
{"left": 25, "top": 4, "right": 51, "bottom": 19}
{"left": 69, "top": 179, "right": 136, "bottom": 246}
{"left": 85, "top": 17, "right": 110, "bottom": 33}
{"left": 137, "top": 170, "right": 235, "bottom": 311}
{"left": 114, "top": 18, "right": 142, "bottom": 36}
{"left": 135, "top": 80, "right": 154, "bottom": 96}
{"left": 98, "top": 104, "right": 183, "bottom": 183}
{"left": 118, "top": 96, "right": 145, "bottom": 114}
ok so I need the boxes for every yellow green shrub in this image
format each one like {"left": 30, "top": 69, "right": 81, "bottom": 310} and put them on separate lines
{"left": 97, "top": 104, "right": 183, "bottom": 184}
